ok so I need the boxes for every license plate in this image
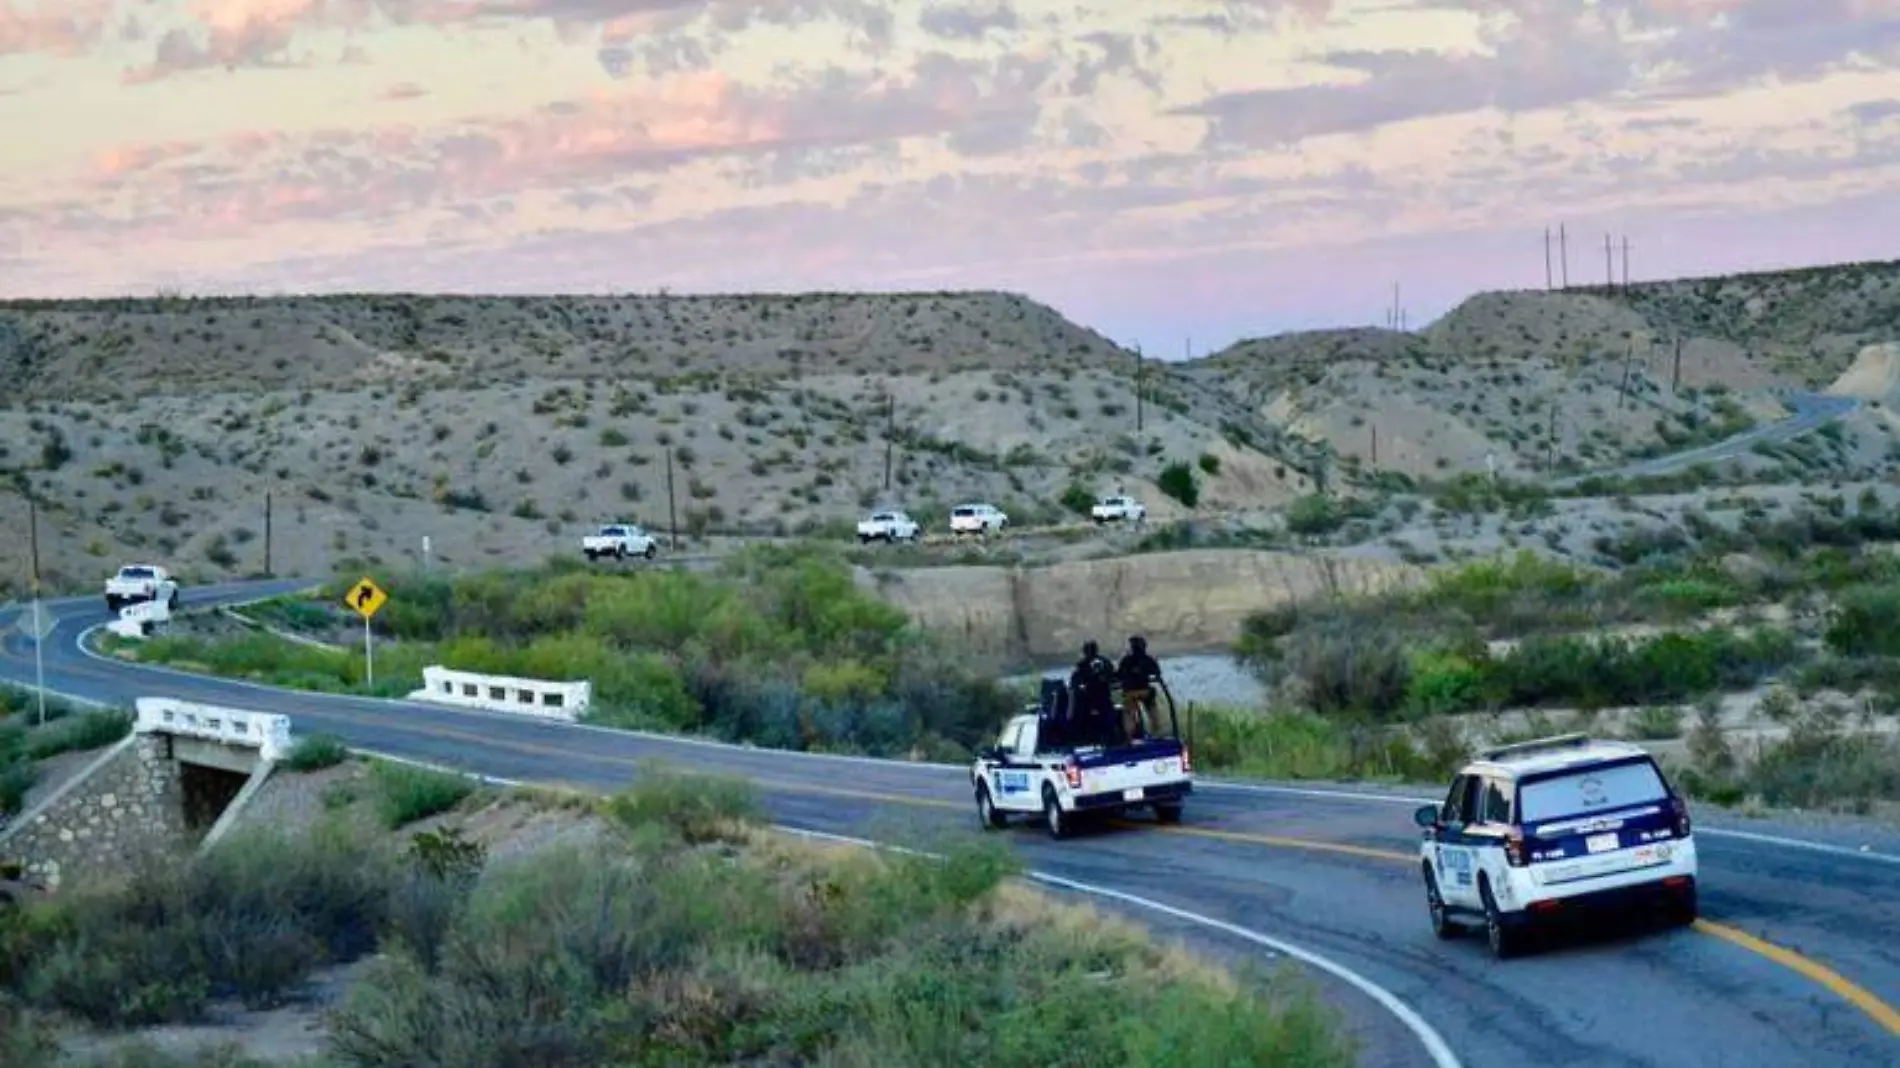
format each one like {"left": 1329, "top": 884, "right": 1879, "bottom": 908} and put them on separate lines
{"left": 1586, "top": 832, "right": 1620, "bottom": 854}
{"left": 1123, "top": 788, "right": 1145, "bottom": 802}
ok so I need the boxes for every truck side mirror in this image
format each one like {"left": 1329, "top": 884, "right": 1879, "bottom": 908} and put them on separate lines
{"left": 1413, "top": 804, "right": 1440, "bottom": 829}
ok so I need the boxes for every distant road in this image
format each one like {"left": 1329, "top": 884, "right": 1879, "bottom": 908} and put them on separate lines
{"left": 1552, "top": 391, "right": 1861, "bottom": 487}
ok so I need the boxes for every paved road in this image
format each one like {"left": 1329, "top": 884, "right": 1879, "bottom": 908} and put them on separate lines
{"left": 3, "top": 584, "right": 1898, "bottom": 1068}
{"left": 1554, "top": 391, "right": 1860, "bottom": 487}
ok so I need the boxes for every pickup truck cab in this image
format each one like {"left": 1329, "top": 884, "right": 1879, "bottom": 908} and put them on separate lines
{"left": 1091, "top": 495, "right": 1147, "bottom": 524}
{"left": 856, "top": 510, "right": 921, "bottom": 543}
{"left": 949, "top": 503, "right": 1008, "bottom": 536}
{"left": 1416, "top": 733, "right": 1698, "bottom": 959}
{"left": 104, "top": 564, "right": 179, "bottom": 613}
{"left": 582, "top": 523, "right": 657, "bottom": 561}
{"left": 971, "top": 676, "right": 1192, "bottom": 838}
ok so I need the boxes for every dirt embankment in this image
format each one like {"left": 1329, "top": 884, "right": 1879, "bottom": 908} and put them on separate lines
{"left": 860, "top": 548, "right": 1423, "bottom": 664}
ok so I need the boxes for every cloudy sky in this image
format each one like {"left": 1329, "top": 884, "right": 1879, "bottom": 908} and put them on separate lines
{"left": 2, "top": 0, "right": 1897, "bottom": 351}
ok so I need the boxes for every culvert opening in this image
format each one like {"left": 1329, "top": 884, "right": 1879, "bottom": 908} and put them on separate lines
{"left": 178, "top": 762, "right": 251, "bottom": 832}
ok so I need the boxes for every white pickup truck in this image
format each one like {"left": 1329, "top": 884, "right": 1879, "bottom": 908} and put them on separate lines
{"left": 949, "top": 502, "right": 1009, "bottom": 536}
{"left": 582, "top": 523, "right": 657, "bottom": 561}
{"left": 856, "top": 510, "right": 921, "bottom": 543}
{"left": 1091, "top": 495, "right": 1147, "bottom": 524}
{"left": 971, "top": 676, "right": 1193, "bottom": 838}
{"left": 104, "top": 564, "right": 180, "bottom": 613}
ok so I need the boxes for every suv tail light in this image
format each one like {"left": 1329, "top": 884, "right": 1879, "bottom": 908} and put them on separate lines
{"left": 1063, "top": 758, "right": 1082, "bottom": 790}
{"left": 1669, "top": 794, "right": 1692, "bottom": 838}
{"left": 1504, "top": 827, "right": 1528, "bottom": 867}
{"left": 1180, "top": 745, "right": 1193, "bottom": 774}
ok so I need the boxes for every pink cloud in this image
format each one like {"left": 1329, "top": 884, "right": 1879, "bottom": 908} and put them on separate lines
{"left": 0, "top": 0, "right": 113, "bottom": 57}
{"left": 378, "top": 80, "right": 427, "bottom": 100}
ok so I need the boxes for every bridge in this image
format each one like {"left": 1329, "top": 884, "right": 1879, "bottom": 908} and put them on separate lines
{"left": 0, "top": 697, "right": 291, "bottom": 891}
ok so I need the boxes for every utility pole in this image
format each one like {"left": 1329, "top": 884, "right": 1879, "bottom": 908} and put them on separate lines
{"left": 1621, "top": 236, "right": 1631, "bottom": 290}
{"left": 1559, "top": 224, "right": 1569, "bottom": 288}
{"left": 1618, "top": 339, "right": 1636, "bottom": 408}
{"left": 1604, "top": 232, "right": 1614, "bottom": 289}
{"left": 1133, "top": 344, "right": 1144, "bottom": 432}
{"left": 263, "top": 492, "right": 273, "bottom": 576}
{"left": 1672, "top": 336, "right": 1683, "bottom": 392}
{"left": 882, "top": 391, "right": 894, "bottom": 492}
{"left": 28, "top": 496, "right": 46, "bottom": 726}
{"left": 664, "top": 446, "right": 679, "bottom": 550}
{"left": 1544, "top": 228, "right": 1553, "bottom": 290}
{"left": 1370, "top": 424, "right": 1378, "bottom": 466}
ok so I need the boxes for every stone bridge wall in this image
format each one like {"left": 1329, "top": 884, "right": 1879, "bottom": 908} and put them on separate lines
{"left": 0, "top": 736, "right": 186, "bottom": 891}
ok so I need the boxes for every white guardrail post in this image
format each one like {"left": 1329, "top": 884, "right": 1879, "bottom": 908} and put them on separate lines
{"left": 134, "top": 697, "right": 294, "bottom": 762}
{"left": 408, "top": 666, "right": 589, "bottom": 722}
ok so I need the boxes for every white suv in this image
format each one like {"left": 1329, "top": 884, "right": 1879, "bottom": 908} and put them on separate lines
{"left": 949, "top": 503, "right": 1008, "bottom": 535}
{"left": 1414, "top": 734, "right": 1698, "bottom": 959}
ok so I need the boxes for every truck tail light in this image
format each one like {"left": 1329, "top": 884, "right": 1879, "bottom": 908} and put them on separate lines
{"left": 1505, "top": 828, "right": 1528, "bottom": 867}
{"left": 1180, "top": 745, "right": 1193, "bottom": 774}
{"left": 1063, "top": 758, "right": 1082, "bottom": 790}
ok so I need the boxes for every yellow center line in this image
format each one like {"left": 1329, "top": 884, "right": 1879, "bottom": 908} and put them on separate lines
{"left": 1693, "top": 920, "right": 1900, "bottom": 1037}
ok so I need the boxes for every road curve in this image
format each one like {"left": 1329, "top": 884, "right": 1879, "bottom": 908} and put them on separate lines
{"left": 1555, "top": 390, "right": 1861, "bottom": 487}
{"left": 3, "top": 583, "right": 1898, "bottom": 1068}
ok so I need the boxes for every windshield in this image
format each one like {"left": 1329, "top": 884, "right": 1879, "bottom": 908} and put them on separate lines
{"left": 1518, "top": 759, "right": 1669, "bottom": 824}
{"left": 118, "top": 567, "right": 155, "bottom": 579}
{"left": 952, "top": 507, "right": 976, "bottom": 516}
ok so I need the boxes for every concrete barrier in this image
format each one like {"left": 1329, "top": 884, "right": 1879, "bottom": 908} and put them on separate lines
{"left": 107, "top": 598, "right": 172, "bottom": 640}
{"left": 409, "top": 666, "right": 589, "bottom": 722}
{"left": 134, "top": 697, "right": 294, "bottom": 762}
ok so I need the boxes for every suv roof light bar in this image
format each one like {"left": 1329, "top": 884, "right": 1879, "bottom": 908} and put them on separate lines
{"left": 1480, "top": 733, "right": 1594, "bottom": 762}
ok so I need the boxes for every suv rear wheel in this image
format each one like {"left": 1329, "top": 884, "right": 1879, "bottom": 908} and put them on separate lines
{"left": 1041, "top": 785, "right": 1070, "bottom": 839}
{"left": 1480, "top": 880, "right": 1525, "bottom": 960}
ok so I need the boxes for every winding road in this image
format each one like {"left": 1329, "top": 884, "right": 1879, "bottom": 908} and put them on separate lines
{"left": 3, "top": 583, "right": 1898, "bottom": 1068}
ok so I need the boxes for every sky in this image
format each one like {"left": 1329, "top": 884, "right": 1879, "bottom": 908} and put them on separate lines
{"left": 1, "top": 0, "right": 1898, "bottom": 353}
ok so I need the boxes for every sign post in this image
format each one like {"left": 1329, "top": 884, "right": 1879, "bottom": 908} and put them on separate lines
{"left": 343, "top": 576, "right": 389, "bottom": 688}
{"left": 28, "top": 496, "right": 45, "bottom": 726}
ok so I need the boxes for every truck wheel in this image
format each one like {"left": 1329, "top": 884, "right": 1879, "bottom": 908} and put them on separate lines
{"left": 643, "top": 543, "right": 656, "bottom": 560}
{"left": 1041, "top": 786, "right": 1070, "bottom": 840}
{"left": 858, "top": 534, "right": 871, "bottom": 544}
{"left": 976, "top": 784, "right": 1008, "bottom": 830}
{"left": 1153, "top": 803, "right": 1183, "bottom": 825}
{"left": 615, "top": 545, "right": 627, "bottom": 560}
{"left": 585, "top": 550, "right": 598, "bottom": 561}
{"left": 167, "top": 590, "right": 179, "bottom": 611}
{"left": 105, "top": 595, "right": 121, "bottom": 612}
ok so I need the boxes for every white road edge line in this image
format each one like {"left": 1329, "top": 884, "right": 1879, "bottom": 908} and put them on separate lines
{"left": 57, "top": 610, "right": 1900, "bottom": 868}
{"left": 343, "top": 749, "right": 1463, "bottom": 1068}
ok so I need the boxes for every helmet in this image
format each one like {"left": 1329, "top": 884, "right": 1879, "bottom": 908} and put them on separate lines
{"left": 1082, "top": 639, "right": 1099, "bottom": 658}
{"left": 1129, "top": 635, "right": 1147, "bottom": 652}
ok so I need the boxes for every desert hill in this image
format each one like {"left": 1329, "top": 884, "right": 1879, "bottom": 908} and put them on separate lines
{"left": 3, "top": 261, "right": 1896, "bottom": 598}
{"left": 0, "top": 289, "right": 1310, "bottom": 596}
{"left": 1186, "top": 258, "right": 1900, "bottom": 481}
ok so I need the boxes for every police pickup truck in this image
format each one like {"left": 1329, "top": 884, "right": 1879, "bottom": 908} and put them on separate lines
{"left": 971, "top": 676, "right": 1193, "bottom": 838}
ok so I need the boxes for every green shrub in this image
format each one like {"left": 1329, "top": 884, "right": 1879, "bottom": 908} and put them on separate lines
{"left": 1059, "top": 481, "right": 1096, "bottom": 516}
{"left": 0, "top": 761, "right": 38, "bottom": 815}
{"left": 368, "top": 762, "right": 477, "bottom": 829}
{"left": 283, "top": 734, "right": 350, "bottom": 772}
{"left": 606, "top": 762, "right": 762, "bottom": 844}
{"left": 1824, "top": 583, "right": 1900, "bottom": 657}
{"left": 5, "top": 823, "right": 395, "bottom": 1026}
{"left": 24, "top": 708, "right": 132, "bottom": 760}
{"left": 1156, "top": 461, "right": 1199, "bottom": 507}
